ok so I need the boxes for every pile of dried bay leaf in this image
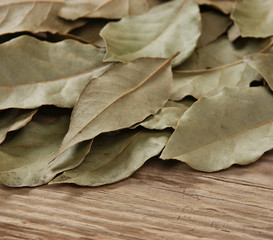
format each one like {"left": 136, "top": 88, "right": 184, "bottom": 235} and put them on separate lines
{"left": 0, "top": 0, "right": 272, "bottom": 187}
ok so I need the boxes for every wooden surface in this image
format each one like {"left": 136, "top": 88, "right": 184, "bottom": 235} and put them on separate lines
{"left": 0, "top": 150, "right": 273, "bottom": 240}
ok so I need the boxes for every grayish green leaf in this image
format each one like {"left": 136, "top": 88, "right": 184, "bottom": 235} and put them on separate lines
{"left": 161, "top": 87, "right": 273, "bottom": 172}
{"left": 171, "top": 63, "right": 260, "bottom": 100}
{"left": 100, "top": 0, "right": 201, "bottom": 67}
{"left": 52, "top": 129, "right": 171, "bottom": 186}
{"left": 171, "top": 37, "right": 271, "bottom": 100}
{"left": 0, "top": 116, "right": 91, "bottom": 187}
{"left": 176, "top": 37, "right": 271, "bottom": 71}
{"left": 231, "top": 0, "right": 273, "bottom": 38}
{"left": 59, "top": 56, "right": 173, "bottom": 153}
{"left": 0, "top": 36, "right": 111, "bottom": 109}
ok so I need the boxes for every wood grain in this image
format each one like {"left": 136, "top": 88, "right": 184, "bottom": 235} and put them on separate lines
{"left": 0, "top": 150, "right": 273, "bottom": 240}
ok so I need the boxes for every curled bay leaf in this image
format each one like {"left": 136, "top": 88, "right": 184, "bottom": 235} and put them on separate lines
{"left": 245, "top": 53, "right": 273, "bottom": 91}
{"left": 0, "top": 116, "right": 91, "bottom": 187}
{"left": 100, "top": 0, "right": 201, "bottom": 67}
{"left": 133, "top": 99, "right": 194, "bottom": 130}
{"left": 0, "top": 0, "right": 84, "bottom": 35}
{"left": 231, "top": 0, "right": 273, "bottom": 38}
{"left": 0, "top": 109, "right": 37, "bottom": 144}
{"left": 52, "top": 129, "right": 171, "bottom": 186}
{"left": 171, "top": 37, "right": 271, "bottom": 100}
{"left": 161, "top": 87, "right": 273, "bottom": 172}
{"left": 59, "top": 0, "right": 163, "bottom": 20}
{"left": 59, "top": 56, "right": 174, "bottom": 153}
{"left": 198, "top": 11, "right": 231, "bottom": 48}
{"left": 0, "top": 35, "right": 111, "bottom": 109}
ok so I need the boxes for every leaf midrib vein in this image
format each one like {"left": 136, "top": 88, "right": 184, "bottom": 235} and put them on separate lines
{"left": 141, "top": 0, "right": 189, "bottom": 49}
{"left": 0, "top": 63, "right": 109, "bottom": 87}
{"left": 174, "top": 118, "right": 273, "bottom": 158}
{"left": 174, "top": 40, "right": 273, "bottom": 74}
{"left": 78, "top": 131, "right": 143, "bottom": 173}
{"left": 79, "top": 0, "right": 113, "bottom": 18}
{"left": 106, "top": 0, "right": 189, "bottom": 58}
{"left": 66, "top": 57, "right": 173, "bottom": 146}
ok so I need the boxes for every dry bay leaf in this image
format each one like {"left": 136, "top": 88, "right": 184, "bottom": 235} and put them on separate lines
{"left": 51, "top": 129, "right": 170, "bottom": 186}
{"left": 59, "top": 0, "right": 164, "bottom": 20}
{"left": 59, "top": 56, "right": 174, "bottom": 153}
{"left": 176, "top": 37, "right": 271, "bottom": 71}
{"left": 231, "top": 0, "right": 273, "bottom": 38}
{"left": 100, "top": 0, "right": 201, "bottom": 67}
{"left": 0, "top": 116, "right": 91, "bottom": 187}
{"left": 133, "top": 99, "right": 194, "bottom": 130}
{"left": 0, "top": 0, "right": 84, "bottom": 35}
{"left": 0, "top": 109, "right": 37, "bottom": 144}
{"left": 171, "top": 37, "right": 271, "bottom": 100}
{"left": 0, "top": 35, "right": 111, "bottom": 109}
{"left": 161, "top": 87, "right": 273, "bottom": 172}
{"left": 171, "top": 63, "right": 261, "bottom": 100}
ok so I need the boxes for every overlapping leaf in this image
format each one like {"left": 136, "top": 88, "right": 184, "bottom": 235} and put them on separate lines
{"left": 176, "top": 37, "right": 271, "bottom": 71}
{"left": 0, "top": 109, "right": 37, "bottom": 144}
{"left": 100, "top": 0, "right": 201, "bottom": 67}
{"left": 59, "top": 0, "right": 163, "bottom": 20}
{"left": 59, "top": 56, "right": 174, "bottom": 153}
{"left": 231, "top": 0, "right": 273, "bottom": 38}
{"left": 133, "top": 99, "right": 194, "bottom": 130}
{"left": 0, "top": 115, "right": 91, "bottom": 187}
{"left": 171, "top": 37, "right": 271, "bottom": 100}
{"left": 52, "top": 129, "right": 170, "bottom": 186}
{"left": 161, "top": 87, "right": 273, "bottom": 172}
{"left": 0, "top": 35, "right": 111, "bottom": 109}
{"left": 171, "top": 63, "right": 260, "bottom": 100}
{"left": 0, "top": 0, "right": 272, "bottom": 188}
{"left": 0, "top": 0, "right": 84, "bottom": 35}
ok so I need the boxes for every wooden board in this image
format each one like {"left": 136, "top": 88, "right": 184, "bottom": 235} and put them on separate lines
{"left": 0, "top": 150, "right": 273, "bottom": 240}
